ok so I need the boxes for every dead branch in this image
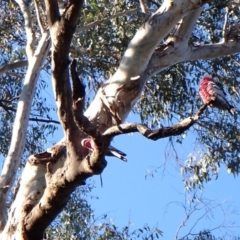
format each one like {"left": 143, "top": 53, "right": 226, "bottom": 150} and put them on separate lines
{"left": 103, "top": 104, "right": 208, "bottom": 140}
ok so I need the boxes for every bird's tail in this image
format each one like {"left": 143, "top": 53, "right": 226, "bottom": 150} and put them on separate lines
{"left": 109, "top": 149, "right": 127, "bottom": 162}
{"left": 228, "top": 106, "right": 235, "bottom": 116}
{"left": 107, "top": 147, "right": 127, "bottom": 162}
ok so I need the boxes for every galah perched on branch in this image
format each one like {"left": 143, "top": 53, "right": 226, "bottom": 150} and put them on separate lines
{"left": 199, "top": 73, "right": 235, "bottom": 115}
{"left": 81, "top": 138, "right": 127, "bottom": 161}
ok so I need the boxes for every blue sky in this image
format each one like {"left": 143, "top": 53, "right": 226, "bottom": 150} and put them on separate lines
{"left": 1, "top": 75, "right": 240, "bottom": 239}
{"left": 88, "top": 113, "right": 240, "bottom": 239}
{"left": 45, "top": 102, "right": 240, "bottom": 239}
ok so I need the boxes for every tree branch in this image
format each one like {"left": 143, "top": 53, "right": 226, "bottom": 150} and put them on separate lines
{"left": 71, "top": 60, "right": 99, "bottom": 140}
{"left": 45, "top": 0, "right": 60, "bottom": 27}
{"left": 77, "top": 8, "right": 138, "bottom": 32}
{"left": 188, "top": 40, "right": 240, "bottom": 61}
{"left": 149, "top": 38, "right": 240, "bottom": 76}
{"left": 0, "top": 60, "right": 28, "bottom": 76}
{"left": 0, "top": 101, "right": 60, "bottom": 124}
{"left": 151, "top": 7, "right": 204, "bottom": 74}
{"left": 15, "top": 0, "right": 35, "bottom": 58}
{"left": 0, "top": 32, "right": 51, "bottom": 233}
{"left": 103, "top": 104, "right": 208, "bottom": 140}
{"left": 85, "top": 69, "right": 150, "bottom": 133}
{"left": 34, "top": 0, "right": 46, "bottom": 34}
{"left": 109, "top": 0, "right": 202, "bottom": 84}
{"left": 29, "top": 117, "right": 60, "bottom": 124}
{"left": 170, "top": 7, "right": 203, "bottom": 47}
{"left": 70, "top": 60, "right": 106, "bottom": 168}
{"left": 139, "top": 0, "right": 148, "bottom": 14}
{"left": 48, "top": 0, "right": 84, "bottom": 135}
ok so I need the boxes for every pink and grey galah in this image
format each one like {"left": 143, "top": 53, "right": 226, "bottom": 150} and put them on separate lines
{"left": 199, "top": 73, "right": 235, "bottom": 115}
{"left": 81, "top": 138, "right": 127, "bottom": 161}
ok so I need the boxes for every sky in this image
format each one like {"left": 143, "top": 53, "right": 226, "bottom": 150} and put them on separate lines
{"left": 88, "top": 113, "right": 240, "bottom": 239}
{"left": 1, "top": 2, "right": 239, "bottom": 239}
{"left": 44, "top": 97, "right": 240, "bottom": 240}
{"left": 0, "top": 71, "right": 240, "bottom": 239}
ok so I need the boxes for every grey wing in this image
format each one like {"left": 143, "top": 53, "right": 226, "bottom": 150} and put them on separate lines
{"left": 209, "top": 81, "right": 232, "bottom": 109}
{"left": 208, "top": 81, "right": 226, "bottom": 99}
{"left": 214, "top": 80, "right": 227, "bottom": 95}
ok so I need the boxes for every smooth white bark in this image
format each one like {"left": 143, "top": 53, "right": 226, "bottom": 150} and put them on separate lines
{"left": 15, "top": 0, "right": 35, "bottom": 58}
{"left": 0, "top": 32, "right": 50, "bottom": 233}
{"left": 85, "top": 0, "right": 203, "bottom": 130}
{"left": 0, "top": 60, "right": 28, "bottom": 75}
{"left": 1, "top": 161, "right": 52, "bottom": 239}
{"left": 2, "top": 0, "right": 240, "bottom": 239}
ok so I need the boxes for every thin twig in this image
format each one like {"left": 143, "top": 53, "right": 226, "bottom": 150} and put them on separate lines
{"left": 29, "top": 117, "right": 60, "bottom": 124}
{"left": 182, "top": 202, "right": 223, "bottom": 239}
{"left": 6, "top": 72, "right": 23, "bottom": 79}
{"left": 76, "top": 8, "right": 138, "bottom": 32}
{"left": 178, "top": 201, "right": 226, "bottom": 240}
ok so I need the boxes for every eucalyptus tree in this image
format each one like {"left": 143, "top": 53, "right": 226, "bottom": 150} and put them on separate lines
{"left": 0, "top": 0, "right": 240, "bottom": 239}
{"left": 45, "top": 184, "right": 163, "bottom": 240}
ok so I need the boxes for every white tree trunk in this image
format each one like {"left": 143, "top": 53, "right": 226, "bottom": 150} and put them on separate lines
{"left": 0, "top": 32, "right": 50, "bottom": 232}
{"left": 1, "top": 0, "right": 240, "bottom": 239}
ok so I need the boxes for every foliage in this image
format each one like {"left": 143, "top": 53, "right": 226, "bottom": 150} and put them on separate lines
{"left": 1, "top": 0, "right": 240, "bottom": 238}
{"left": 45, "top": 181, "right": 239, "bottom": 240}
{"left": 3, "top": 0, "right": 240, "bottom": 185}
{"left": 72, "top": 0, "right": 143, "bottom": 102}
{"left": 133, "top": 2, "right": 240, "bottom": 187}
{"left": 0, "top": 1, "right": 58, "bottom": 160}
{"left": 45, "top": 181, "right": 163, "bottom": 240}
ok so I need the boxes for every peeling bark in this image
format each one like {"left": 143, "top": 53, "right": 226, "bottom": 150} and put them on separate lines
{"left": 2, "top": 0, "right": 240, "bottom": 239}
